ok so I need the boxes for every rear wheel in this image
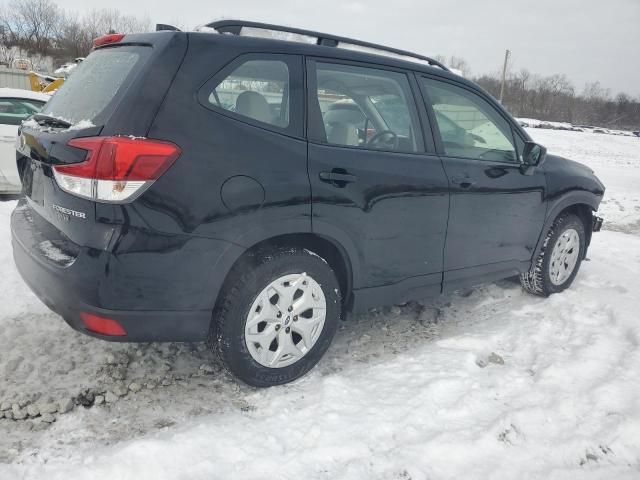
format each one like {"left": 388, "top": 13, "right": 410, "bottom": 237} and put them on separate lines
{"left": 521, "top": 213, "right": 586, "bottom": 296}
{"left": 211, "top": 246, "right": 341, "bottom": 387}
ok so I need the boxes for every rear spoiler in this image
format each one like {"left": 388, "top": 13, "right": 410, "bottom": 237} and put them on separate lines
{"left": 156, "top": 24, "right": 181, "bottom": 32}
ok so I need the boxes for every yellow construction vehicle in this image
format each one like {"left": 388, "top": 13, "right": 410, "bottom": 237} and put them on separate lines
{"left": 28, "top": 71, "right": 64, "bottom": 93}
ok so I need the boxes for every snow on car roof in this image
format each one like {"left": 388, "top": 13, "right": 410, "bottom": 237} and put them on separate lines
{"left": 0, "top": 87, "right": 50, "bottom": 102}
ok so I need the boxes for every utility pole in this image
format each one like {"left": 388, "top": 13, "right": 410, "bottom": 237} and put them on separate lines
{"left": 499, "top": 49, "right": 511, "bottom": 104}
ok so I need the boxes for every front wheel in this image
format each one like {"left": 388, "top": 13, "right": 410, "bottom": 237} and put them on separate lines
{"left": 211, "top": 247, "right": 341, "bottom": 387}
{"left": 521, "top": 213, "right": 586, "bottom": 296}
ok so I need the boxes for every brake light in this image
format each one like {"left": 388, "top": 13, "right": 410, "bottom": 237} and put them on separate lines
{"left": 53, "top": 136, "right": 181, "bottom": 203}
{"left": 80, "top": 312, "right": 127, "bottom": 336}
{"left": 93, "top": 33, "right": 125, "bottom": 48}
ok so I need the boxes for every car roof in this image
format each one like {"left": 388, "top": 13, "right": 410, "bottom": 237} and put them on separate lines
{"left": 207, "top": 32, "right": 451, "bottom": 74}
{"left": 0, "top": 88, "right": 50, "bottom": 102}
{"left": 128, "top": 30, "right": 466, "bottom": 83}
{"left": 199, "top": 32, "right": 501, "bottom": 98}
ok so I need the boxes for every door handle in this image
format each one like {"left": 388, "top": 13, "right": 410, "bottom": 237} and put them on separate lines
{"left": 319, "top": 170, "right": 357, "bottom": 185}
{"left": 450, "top": 175, "right": 477, "bottom": 188}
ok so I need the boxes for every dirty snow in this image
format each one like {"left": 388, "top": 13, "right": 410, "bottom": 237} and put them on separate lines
{"left": 517, "top": 118, "right": 638, "bottom": 138}
{"left": 518, "top": 117, "right": 577, "bottom": 131}
{"left": 36, "top": 240, "right": 75, "bottom": 265}
{"left": 0, "top": 129, "right": 640, "bottom": 479}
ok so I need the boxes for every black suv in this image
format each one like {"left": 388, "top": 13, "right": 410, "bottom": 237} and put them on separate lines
{"left": 11, "top": 21, "right": 605, "bottom": 387}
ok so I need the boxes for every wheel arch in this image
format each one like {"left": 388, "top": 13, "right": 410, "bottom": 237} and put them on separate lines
{"left": 208, "top": 231, "right": 356, "bottom": 330}
{"left": 240, "top": 232, "right": 353, "bottom": 299}
{"left": 531, "top": 192, "right": 600, "bottom": 266}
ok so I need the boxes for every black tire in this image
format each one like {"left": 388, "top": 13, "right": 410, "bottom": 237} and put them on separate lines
{"left": 210, "top": 246, "right": 341, "bottom": 387}
{"left": 520, "top": 213, "right": 586, "bottom": 297}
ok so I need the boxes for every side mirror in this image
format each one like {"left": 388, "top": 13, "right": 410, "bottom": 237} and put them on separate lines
{"left": 520, "top": 141, "right": 547, "bottom": 175}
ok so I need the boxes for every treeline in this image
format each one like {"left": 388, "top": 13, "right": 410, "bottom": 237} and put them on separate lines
{"left": 437, "top": 56, "right": 640, "bottom": 131}
{"left": 0, "top": 0, "right": 149, "bottom": 65}
{"left": 476, "top": 72, "right": 640, "bottom": 130}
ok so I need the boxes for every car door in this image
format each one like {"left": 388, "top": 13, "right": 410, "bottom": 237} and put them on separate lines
{"left": 306, "top": 59, "right": 449, "bottom": 307}
{"left": 418, "top": 75, "right": 547, "bottom": 291}
{"left": 0, "top": 97, "right": 45, "bottom": 192}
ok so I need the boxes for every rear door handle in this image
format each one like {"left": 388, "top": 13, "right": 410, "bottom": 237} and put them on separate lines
{"left": 450, "top": 175, "right": 477, "bottom": 188}
{"left": 319, "top": 171, "right": 357, "bottom": 185}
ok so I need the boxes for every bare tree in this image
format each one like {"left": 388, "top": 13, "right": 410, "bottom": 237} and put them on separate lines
{"left": 55, "top": 12, "right": 91, "bottom": 58}
{"left": 82, "top": 8, "right": 150, "bottom": 37}
{"left": 583, "top": 81, "right": 610, "bottom": 102}
{"left": 1, "top": 0, "right": 60, "bottom": 55}
{"left": 448, "top": 56, "right": 471, "bottom": 77}
{"left": 0, "top": 43, "right": 18, "bottom": 66}
{"left": 54, "top": 7, "right": 151, "bottom": 59}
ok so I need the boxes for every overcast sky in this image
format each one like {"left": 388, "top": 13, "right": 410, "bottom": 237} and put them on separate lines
{"left": 56, "top": 0, "right": 640, "bottom": 96}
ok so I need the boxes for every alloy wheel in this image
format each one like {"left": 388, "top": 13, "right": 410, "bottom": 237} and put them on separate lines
{"left": 549, "top": 228, "right": 580, "bottom": 285}
{"left": 244, "top": 273, "right": 327, "bottom": 368}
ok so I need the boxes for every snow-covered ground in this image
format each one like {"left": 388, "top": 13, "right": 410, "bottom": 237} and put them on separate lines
{"left": 516, "top": 118, "right": 638, "bottom": 137}
{"left": 1, "top": 129, "right": 639, "bottom": 479}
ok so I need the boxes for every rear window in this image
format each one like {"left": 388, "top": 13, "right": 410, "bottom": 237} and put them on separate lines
{"left": 41, "top": 47, "right": 146, "bottom": 125}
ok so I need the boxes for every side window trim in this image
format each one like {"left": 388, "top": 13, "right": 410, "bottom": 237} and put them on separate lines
{"left": 197, "top": 53, "right": 304, "bottom": 138}
{"left": 305, "top": 58, "right": 326, "bottom": 143}
{"left": 410, "top": 71, "right": 440, "bottom": 155}
{"left": 417, "top": 73, "right": 526, "bottom": 163}
{"left": 305, "top": 56, "right": 426, "bottom": 154}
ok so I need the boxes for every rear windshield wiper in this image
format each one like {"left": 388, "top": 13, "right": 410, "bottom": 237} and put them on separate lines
{"left": 31, "top": 114, "right": 72, "bottom": 129}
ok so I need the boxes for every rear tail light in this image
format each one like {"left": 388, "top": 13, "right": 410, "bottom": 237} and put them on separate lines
{"left": 93, "top": 33, "right": 125, "bottom": 48}
{"left": 80, "top": 312, "right": 127, "bottom": 336}
{"left": 53, "top": 136, "right": 181, "bottom": 203}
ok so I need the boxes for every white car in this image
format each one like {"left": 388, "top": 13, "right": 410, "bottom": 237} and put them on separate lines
{"left": 0, "top": 88, "right": 49, "bottom": 194}
{"left": 54, "top": 57, "right": 84, "bottom": 77}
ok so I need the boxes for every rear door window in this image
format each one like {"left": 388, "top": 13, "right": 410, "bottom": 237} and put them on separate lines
{"left": 40, "top": 46, "right": 147, "bottom": 126}
{"left": 310, "top": 62, "right": 423, "bottom": 153}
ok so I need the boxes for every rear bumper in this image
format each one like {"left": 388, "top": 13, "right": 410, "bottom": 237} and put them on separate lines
{"left": 11, "top": 201, "right": 214, "bottom": 342}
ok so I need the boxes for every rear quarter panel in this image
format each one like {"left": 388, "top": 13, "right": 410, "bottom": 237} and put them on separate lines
{"left": 138, "top": 35, "right": 310, "bottom": 244}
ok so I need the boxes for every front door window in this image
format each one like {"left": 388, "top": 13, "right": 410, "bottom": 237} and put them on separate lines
{"left": 421, "top": 78, "right": 518, "bottom": 162}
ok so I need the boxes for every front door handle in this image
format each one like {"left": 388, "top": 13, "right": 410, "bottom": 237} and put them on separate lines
{"left": 450, "top": 175, "right": 477, "bottom": 188}
{"left": 319, "top": 170, "right": 357, "bottom": 185}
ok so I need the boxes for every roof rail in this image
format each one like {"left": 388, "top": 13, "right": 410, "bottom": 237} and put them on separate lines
{"left": 204, "top": 20, "right": 449, "bottom": 71}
